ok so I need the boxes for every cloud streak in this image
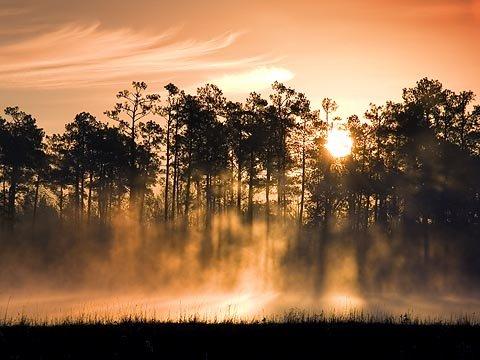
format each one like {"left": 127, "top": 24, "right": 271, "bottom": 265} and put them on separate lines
{"left": 208, "top": 66, "right": 294, "bottom": 93}
{"left": 0, "top": 23, "right": 270, "bottom": 88}
{"left": 0, "top": 6, "right": 29, "bottom": 18}
{"left": 405, "top": 0, "right": 480, "bottom": 20}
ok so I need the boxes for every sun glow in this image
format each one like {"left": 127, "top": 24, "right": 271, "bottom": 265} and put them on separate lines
{"left": 325, "top": 129, "right": 353, "bottom": 158}
{"left": 323, "top": 292, "right": 365, "bottom": 310}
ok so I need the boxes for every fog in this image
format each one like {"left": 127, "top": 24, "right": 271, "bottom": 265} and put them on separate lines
{"left": 1, "top": 210, "right": 479, "bottom": 324}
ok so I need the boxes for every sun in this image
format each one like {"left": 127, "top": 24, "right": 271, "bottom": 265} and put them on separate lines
{"left": 325, "top": 129, "right": 353, "bottom": 158}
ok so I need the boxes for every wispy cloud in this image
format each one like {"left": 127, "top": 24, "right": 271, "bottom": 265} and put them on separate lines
{"left": 0, "top": 23, "right": 269, "bottom": 88}
{"left": 0, "top": 6, "right": 29, "bottom": 18}
{"left": 208, "top": 66, "right": 294, "bottom": 93}
{"left": 406, "top": 0, "right": 480, "bottom": 20}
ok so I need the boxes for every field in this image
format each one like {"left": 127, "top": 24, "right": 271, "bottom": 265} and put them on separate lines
{"left": 1, "top": 313, "right": 480, "bottom": 359}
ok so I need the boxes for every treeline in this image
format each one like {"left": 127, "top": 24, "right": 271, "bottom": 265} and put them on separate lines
{"left": 1, "top": 78, "right": 480, "bottom": 284}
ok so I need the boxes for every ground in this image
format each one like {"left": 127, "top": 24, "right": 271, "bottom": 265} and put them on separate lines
{"left": 1, "top": 322, "right": 480, "bottom": 359}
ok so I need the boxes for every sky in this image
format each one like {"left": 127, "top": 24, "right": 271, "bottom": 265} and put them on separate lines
{"left": 0, "top": 0, "right": 479, "bottom": 133}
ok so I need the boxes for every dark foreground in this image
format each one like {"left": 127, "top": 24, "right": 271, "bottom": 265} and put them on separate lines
{"left": 1, "top": 322, "right": 480, "bottom": 359}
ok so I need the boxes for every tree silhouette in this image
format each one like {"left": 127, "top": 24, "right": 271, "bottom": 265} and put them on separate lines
{"left": 0, "top": 107, "right": 44, "bottom": 229}
{"left": 162, "top": 83, "right": 181, "bottom": 222}
{"left": 1, "top": 77, "right": 479, "bottom": 293}
{"left": 105, "top": 81, "right": 161, "bottom": 213}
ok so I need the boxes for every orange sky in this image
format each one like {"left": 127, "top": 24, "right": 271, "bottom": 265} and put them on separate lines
{"left": 0, "top": 0, "right": 479, "bottom": 133}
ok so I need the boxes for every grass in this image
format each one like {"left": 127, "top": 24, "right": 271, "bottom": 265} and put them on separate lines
{"left": 1, "top": 309, "right": 480, "bottom": 359}
{"left": 2, "top": 306, "right": 480, "bottom": 326}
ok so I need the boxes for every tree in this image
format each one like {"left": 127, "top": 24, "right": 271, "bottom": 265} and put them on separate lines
{"left": 105, "top": 81, "right": 161, "bottom": 211}
{"left": 0, "top": 107, "right": 45, "bottom": 228}
{"left": 243, "top": 93, "right": 269, "bottom": 222}
{"left": 322, "top": 98, "right": 338, "bottom": 128}
{"left": 225, "top": 101, "right": 247, "bottom": 213}
{"left": 297, "top": 109, "right": 318, "bottom": 226}
{"left": 162, "top": 83, "right": 180, "bottom": 221}
{"left": 46, "top": 133, "right": 72, "bottom": 222}
{"left": 196, "top": 84, "right": 227, "bottom": 224}
{"left": 61, "top": 112, "right": 104, "bottom": 223}
{"left": 136, "top": 120, "right": 164, "bottom": 222}
{"left": 176, "top": 94, "right": 204, "bottom": 219}
{"left": 269, "top": 82, "right": 309, "bottom": 220}
{"left": 0, "top": 77, "right": 479, "bottom": 294}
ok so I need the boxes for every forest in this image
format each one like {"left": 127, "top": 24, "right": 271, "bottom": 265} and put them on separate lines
{"left": 1, "top": 77, "right": 479, "bottom": 297}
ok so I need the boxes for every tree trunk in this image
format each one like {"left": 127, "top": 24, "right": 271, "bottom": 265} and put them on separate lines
{"left": 32, "top": 175, "right": 40, "bottom": 228}
{"left": 347, "top": 192, "right": 354, "bottom": 231}
{"left": 322, "top": 161, "right": 332, "bottom": 238}
{"left": 87, "top": 171, "right": 93, "bottom": 223}
{"left": 2, "top": 175, "right": 6, "bottom": 218}
{"left": 299, "top": 134, "right": 306, "bottom": 227}
{"left": 164, "top": 114, "right": 171, "bottom": 222}
{"left": 59, "top": 185, "right": 64, "bottom": 223}
{"left": 196, "top": 179, "right": 201, "bottom": 226}
{"left": 177, "top": 181, "right": 182, "bottom": 217}
{"left": 80, "top": 172, "right": 85, "bottom": 222}
{"left": 97, "top": 168, "right": 105, "bottom": 224}
{"left": 236, "top": 163, "right": 242, "bottom": 213}
{"left": 129, "top": 105, "right": 138, "bottom": 210}
{"left": 266, "top": 163, "right": 271, "bottom": 226}
{"left": 277, "top": 177, "right": 282, "bottom": 219}
{"left": 365, "top": 194, "right": 371, "bottom": 230}
{"left": 247, "top": 151, "right": 255, "bottom": 223}
{"left": 184, "top": 174, "right": 191, "bottom": 219}
{"left": 139, "top": 183, "right": 146, "bottom": 224}
{"left": 7, "top": 168, "right": 18, "bottom": 228}
{"left": 206, "top": 174, "right": 212, "bottom": 227}
{"left": 74, "top": 174, "right": 80, "bottom": 224}
{"left": 171, "top": 118, "right": 180, "bottom": 220}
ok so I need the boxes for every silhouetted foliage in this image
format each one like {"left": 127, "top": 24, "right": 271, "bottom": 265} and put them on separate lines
{"left": 1, "top": 77, "right": 479, "bottom": 293}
